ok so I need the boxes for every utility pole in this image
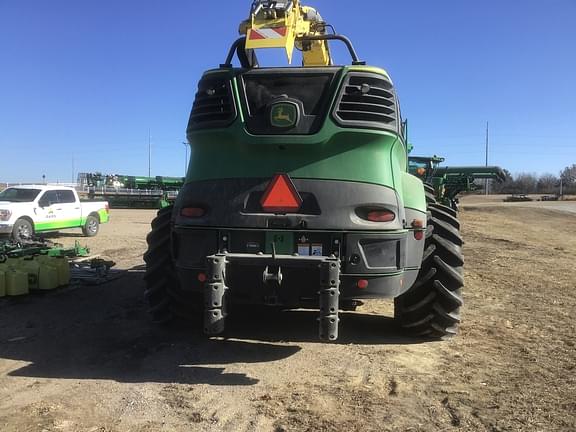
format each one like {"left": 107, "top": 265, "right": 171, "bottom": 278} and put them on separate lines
{"left": 485, "top": 121, "right": 489, "bottom": 196}
{"left": 182, "top": 141, "right": 189, "bottom": 176}
{"left": 148, "top": 129, "right": 152, "bottom": 178}
{"left": 72, "top": 154, "right": 75, "bottom": 184}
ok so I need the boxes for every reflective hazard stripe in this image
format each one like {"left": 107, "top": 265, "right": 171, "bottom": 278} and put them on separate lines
{"left": 249, "top": 27, "right": 287, "bottom": 40}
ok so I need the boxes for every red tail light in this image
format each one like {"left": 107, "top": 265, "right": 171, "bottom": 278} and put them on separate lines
{"left": 260, "top": 173, "right": 302, "bottom": 213}
{"left": 366, "top": 210, "right": 396, "bottom": 222}
{"left": 181, "top": 207, "right": 205, "bottom": 218}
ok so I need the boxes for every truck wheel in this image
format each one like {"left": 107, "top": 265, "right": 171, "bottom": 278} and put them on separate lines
{"left": 395, "top": 203, "right": 464, "bottom": 339}
{"left": 82, "top": 215, "right": 99, "bottom": 237}
{"left": 12, "top": 218, "right": 34, "bottom": 242}
{"left": 143, "top": 206, "right": 201, "bottom": 323}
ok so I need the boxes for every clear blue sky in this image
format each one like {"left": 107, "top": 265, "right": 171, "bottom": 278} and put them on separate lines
{"left": 1, "top": 0, "right": 575, "bottom": 183}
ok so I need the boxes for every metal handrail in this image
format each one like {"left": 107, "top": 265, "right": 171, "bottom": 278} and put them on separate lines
{"left": 221, "top": 34, "right": 365, "bottom": 68}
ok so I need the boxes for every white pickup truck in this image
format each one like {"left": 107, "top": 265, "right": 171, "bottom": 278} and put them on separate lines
{"left": 0, "top": 185, "right": 109, "bottom": 241}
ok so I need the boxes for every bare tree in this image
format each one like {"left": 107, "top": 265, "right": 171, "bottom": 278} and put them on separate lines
{"left": 490, "top": 169, "right": 513, "bottom": 194}
{"left": 512, "top": 173, "right": 538, "bottom": 194}
{"left": 537, "top": 173, "right": 559, "bottom": 194}
{"left": 560, "top": 164, "right": 576, "bottom": 194}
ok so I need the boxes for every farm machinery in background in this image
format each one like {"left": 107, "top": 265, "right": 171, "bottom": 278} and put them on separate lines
{"left": 409, "top": 156, "right": 506, "bottom": 210}
{"left": 0, "top": 237, "right": 120, "bottom": 297}
{"left": 77, "top": 173, "right": 185, "bottom": 209}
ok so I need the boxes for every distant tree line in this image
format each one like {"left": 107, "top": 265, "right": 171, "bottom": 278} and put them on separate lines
{"left": 490, "top": 164, "right": 576, "bottom": 195}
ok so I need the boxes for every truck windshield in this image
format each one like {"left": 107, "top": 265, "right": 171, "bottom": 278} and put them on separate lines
{"left": 0, "top": 188, "right": 42, "bottom": 202}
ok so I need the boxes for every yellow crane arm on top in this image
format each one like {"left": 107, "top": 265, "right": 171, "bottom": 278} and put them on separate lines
{"left": 239, "top": 0, "right": 331, "bottom": 66}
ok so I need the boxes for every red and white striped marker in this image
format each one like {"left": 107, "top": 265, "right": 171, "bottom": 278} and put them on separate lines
{"left": 248, "top": 27, "right": 287, "bottom": 40}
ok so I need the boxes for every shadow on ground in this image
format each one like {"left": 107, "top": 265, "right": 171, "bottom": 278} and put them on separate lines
{"left": 0, "top": 268, "right": 425, "bottom": 385}
{"left": 223, "top": 306, "right": 422, "bottom": 346}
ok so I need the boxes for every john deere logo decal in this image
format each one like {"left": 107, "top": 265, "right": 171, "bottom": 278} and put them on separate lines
{"left": 270, "top": 102, "right": 298, "bottom": 128}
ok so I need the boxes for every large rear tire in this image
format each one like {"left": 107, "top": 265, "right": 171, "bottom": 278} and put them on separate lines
{"left": 423, "top": 183, "right": 436, "bottom": 204}
{"left": 143, "top": 206, "right": 202, "bottom": 323}
{"left": 143, "top": 206, "right": 175, "bottom": 323}
{"left": 395, "top": 201, "right": 464, "bottom": 339}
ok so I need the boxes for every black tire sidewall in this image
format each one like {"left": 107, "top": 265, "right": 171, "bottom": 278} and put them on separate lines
{"left": 394, "top": 203, "right": 464, "bottom": 338}
{"left": 83, "top": 215, "right": 99, "bottom": 237}
{"left": 12, "top": 219, "right": 34, "bottom": 241}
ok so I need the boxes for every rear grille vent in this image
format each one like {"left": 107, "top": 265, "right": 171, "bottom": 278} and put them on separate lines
{"left": 188, "top": 75, "right": 236, "bottom": 130}
{"left": 333, "top": 73, "right": 398, "bottom": 131}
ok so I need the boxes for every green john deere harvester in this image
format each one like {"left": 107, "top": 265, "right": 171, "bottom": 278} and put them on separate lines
{"left": 409, "top": 155, "right": 506, "bottom": 210}
{"left": 144, "top": 0, "right": 464, "bottom": 340}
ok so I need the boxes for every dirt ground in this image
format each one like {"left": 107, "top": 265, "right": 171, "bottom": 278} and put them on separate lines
{"left": 1, "top": 197, "right": 575, "bottom": 432}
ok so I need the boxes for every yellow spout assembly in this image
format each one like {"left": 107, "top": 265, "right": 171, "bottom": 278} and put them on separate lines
{"left": 239, "top": 0, "right": 331, "bottom": 66}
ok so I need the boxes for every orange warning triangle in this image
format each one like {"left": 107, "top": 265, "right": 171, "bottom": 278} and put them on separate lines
{"left": 260, "top": 173, "right": 302, "bottom": 213}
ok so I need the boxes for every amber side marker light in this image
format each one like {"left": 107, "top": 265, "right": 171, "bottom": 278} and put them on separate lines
{"left": 412, "top": 219, "right": 425, "bottom": 240}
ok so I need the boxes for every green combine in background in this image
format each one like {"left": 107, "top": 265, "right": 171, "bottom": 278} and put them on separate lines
{"left": 144, "top": 0, "right": 465, "bottom": 341}
{"left": 77, "top": 173, "right": 185, "bottom": 209}
{"left": 409, "top": 156, "right": 506, "bottom": 210}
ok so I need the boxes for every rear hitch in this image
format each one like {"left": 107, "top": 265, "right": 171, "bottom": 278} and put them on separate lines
{"left": 263, "top": 265, "right": 283, "bottom": 305}
{"left": 204, "top": 253, "right": 228, "bottom": 335}
{"left": 203, "top": 252, "right": 342, "bottom": 341}
{"left": 318, "top": 256, "right": 341, "bottom": 341}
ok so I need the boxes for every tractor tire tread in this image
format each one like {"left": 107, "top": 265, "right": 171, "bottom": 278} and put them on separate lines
{"left": 143, "top": 205, "right": 199, "bottom": 323}
{"left": 429, "top": 207, "right": 461, "bottom": 229}
{"left": 395, "top": 204, "right": 464, "bottom": 338}
{"left": 429, "top": 203, "right": 458, "bottom": 217}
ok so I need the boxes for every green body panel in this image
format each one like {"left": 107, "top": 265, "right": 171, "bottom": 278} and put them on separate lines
{"left": 401, "top": 172, "right": 426, "bottom": 211}
{"left": 98, "top": 209, "right": 110, "bottom": 223}
{"left": 35, "top": 209, "right": 108, "bottom": 232}
{"left": 185, "top": 65, "right": 426, "bottom": 215}
{"left": 187, "top": 125, "right": 401, "bottom": 188}
{"left": 36, "top": 218, "right": 83, "bottom": 232}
